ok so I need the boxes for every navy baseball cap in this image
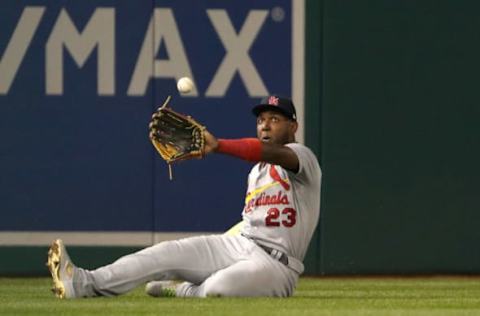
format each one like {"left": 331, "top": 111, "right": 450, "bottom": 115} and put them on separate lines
{"left": 252, "top": 95, "right": 297, "bottom": 121}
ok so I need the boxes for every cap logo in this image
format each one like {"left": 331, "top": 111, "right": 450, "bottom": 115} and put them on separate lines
{"left": 268, "top": 96, "right": 279, "bottom": 106}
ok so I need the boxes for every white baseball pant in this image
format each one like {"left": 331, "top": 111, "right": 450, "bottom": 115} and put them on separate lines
{"left": 71, "top": 234, "right": 299, "bottom": 297}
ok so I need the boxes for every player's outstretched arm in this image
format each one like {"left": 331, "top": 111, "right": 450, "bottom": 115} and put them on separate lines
{"left": 260, "top": 142, "right": 299, "bottom": 172}
{"left": 204, "top": 130, "right": 299, "bottom": 172}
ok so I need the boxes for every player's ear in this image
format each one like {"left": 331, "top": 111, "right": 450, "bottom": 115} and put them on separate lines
{"left": 290, "top": 120, "right": 298, "bottom": 134}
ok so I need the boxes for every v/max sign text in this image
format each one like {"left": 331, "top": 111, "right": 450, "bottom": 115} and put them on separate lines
{"left": 0, "top": 7, "right": 274, "bottom": 97}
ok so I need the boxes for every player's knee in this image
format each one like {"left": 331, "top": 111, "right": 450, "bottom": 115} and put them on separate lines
{"left": 204, "top": 282, "right": 236, "bottom": 297}
{"left": 204, "top": 284, "right": 226, "bottom": 297}
{"left": 203, "top": 267, "right": 263, "bottom": 297}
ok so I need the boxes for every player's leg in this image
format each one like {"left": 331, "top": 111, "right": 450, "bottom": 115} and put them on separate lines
{"left": 49, "top": 235, "right": 242, "bottom": 298}
{"left": 174, "top": 246, "right": 298, "bottom": 297}
{"left": 145, "top": 221, "right": 244, "bottom": 297}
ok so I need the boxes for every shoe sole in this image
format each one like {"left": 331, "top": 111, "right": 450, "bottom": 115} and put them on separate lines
{"left": 46, "top": 239, "right": 66, "bottom": 299}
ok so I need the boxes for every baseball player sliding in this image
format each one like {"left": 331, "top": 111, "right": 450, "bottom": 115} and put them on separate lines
{"left": 47, "top": 95, "right": 321, "bottom": 298}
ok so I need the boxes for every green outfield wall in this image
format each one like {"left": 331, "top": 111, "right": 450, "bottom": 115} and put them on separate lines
{"left": 304, "top": 0, "right": 480, "bottom": 274}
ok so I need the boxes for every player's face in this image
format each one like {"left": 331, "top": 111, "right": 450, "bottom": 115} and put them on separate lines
{"left": 256, "top": 111, "right": 297, "bottom": 145}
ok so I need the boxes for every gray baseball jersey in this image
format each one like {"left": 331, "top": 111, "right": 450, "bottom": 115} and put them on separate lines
{"left": 241, "top": 143, "right": 322, "bottom": 261}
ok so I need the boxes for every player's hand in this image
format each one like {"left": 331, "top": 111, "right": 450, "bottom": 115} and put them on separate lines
{"left": 203, "top": 130, "right": 218, "bottom": 155}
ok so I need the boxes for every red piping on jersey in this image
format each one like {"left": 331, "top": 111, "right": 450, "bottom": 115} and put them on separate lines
{"left": 269, "top": 165, "right": 290, "bottom": 190}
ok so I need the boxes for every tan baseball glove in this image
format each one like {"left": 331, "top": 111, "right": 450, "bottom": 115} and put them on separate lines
{"left": 149, "top": 96, "right": 206, "bottom": 166}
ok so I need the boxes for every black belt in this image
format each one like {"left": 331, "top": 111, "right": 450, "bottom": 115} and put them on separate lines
{"left": 241, "top": 234, "right": 289, "bottom": 266}
{"left": 257, "top": 244, "right": 289, "bottom": 266}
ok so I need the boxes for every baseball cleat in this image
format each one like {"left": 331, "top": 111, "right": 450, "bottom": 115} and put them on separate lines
{"left": 145, "top": 281, "right": 177, "bottom": 297}
{"left": 46, "top": 239, "right": 76, "bottom": 299}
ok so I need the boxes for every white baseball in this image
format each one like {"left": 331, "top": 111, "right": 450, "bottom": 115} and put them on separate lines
{"left": 177, "top": 77, "right": 194, "bottom": 93}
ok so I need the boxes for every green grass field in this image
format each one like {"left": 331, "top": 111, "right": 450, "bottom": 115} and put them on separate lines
{"left": 1, "top": 277, "right": 480, "bottom": 316}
